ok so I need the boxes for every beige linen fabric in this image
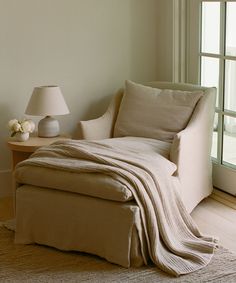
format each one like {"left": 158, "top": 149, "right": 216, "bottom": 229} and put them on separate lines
{"left": 76, "top": 82, "right": 216, "bottom": 213}
{"left": 15, "top": 185, "right": 146, "bottom": 268}
{"left": 14, "top": 137, "right": 171, "bottom": 203}
{"left": 15, "top": 167, "right": 133, "bottom": 202}
{"left": 169, "top": 85, "right": 216, "bottom": 212}
{"left": 15, "top": 139, "right": 217, "bottom": 276}
{"left": 78, "top": 89, "right": 123, "bottom": 140}
{"left": 114, "top": 80, "right": 203, "bottom": 142}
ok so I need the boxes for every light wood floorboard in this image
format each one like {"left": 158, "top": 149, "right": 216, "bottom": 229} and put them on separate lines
{"left": 191, "top": 197, "right": 236, "bottom": 253}
{"left": 1, "top": 196, "right": 236, "bottom": 253}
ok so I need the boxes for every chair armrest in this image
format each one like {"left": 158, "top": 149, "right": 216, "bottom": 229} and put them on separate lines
{"left": 77, "top": 90, "right": 123, "bottom": 140}
{"left": 170, "top": 88, "right": 216, "bottom": 212}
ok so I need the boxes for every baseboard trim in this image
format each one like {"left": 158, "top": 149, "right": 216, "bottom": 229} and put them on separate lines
{"left": 210, "top": 188, "right": 236, "bottom": 210}
{"left": 0, "top": 170, "right": 13, "bottom": 198}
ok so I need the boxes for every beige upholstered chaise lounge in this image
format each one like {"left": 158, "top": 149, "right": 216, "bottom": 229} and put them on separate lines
{"left": 14, "top": 81, "right": 216, "bottom": 275}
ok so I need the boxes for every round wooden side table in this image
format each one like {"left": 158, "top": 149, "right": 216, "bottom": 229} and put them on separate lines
{"left": 7, "top": 135, "right": 71, "bottom": 169}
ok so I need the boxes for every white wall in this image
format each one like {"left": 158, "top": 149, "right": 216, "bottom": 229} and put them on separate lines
{"left": 155, "top": 0, "right": 173, "bottom": 81}
{"left": 0, "top": 0, "right": 173, "bottom": 196}
{"left": 129, "top": 0, "right": 173, "bottom": 82}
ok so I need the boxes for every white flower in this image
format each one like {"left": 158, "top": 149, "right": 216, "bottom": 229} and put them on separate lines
{"left": 28, "top": 120, "right": 35, "bottom": 133}
{"left": 8, "top": 118, "right": 36, "bottom": 137}
{"left": 12, "top": 122, "right": 21, "bottom": 132}
{"left": 21, "top": 121, "right": 32, "bottom": 133}
{"left": 8, "top": 119, "right": 18, "bottom": 130}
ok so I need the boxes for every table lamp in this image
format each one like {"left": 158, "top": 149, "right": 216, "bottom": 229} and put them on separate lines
{"left": 25, "top": 86, "right": 70, "bottom": 137}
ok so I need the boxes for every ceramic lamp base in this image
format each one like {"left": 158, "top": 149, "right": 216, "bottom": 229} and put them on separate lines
{"left": 38, "top": 116, "right": 60, "bottom": 137}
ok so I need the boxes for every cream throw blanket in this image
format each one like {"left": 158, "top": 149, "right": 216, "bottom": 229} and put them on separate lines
{"left": 16, "top": 139, "right": 217, "bottom": 276}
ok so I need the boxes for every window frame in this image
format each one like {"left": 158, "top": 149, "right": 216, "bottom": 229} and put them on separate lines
{"left": 177, "top": 0, "right": 236, "bottom": 195}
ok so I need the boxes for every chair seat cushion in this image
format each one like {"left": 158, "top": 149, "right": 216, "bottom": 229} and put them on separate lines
{"left": 15, "top": 137, "right": 171, "bottom": 202}
{"left": 15, "top": 166, "right": 134, "bottom": 202}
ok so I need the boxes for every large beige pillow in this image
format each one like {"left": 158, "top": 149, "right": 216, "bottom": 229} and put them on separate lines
{"left": 113, "top": 80, "right": 203, "bottom": 142}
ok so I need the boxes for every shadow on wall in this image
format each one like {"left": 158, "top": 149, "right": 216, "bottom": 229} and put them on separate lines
{"left": 82, "top": 94, "right": 113, "bottom": 121}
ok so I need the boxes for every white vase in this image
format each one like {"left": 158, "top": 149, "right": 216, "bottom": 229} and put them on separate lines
{"left": 15, "top": 132, "right": 29, "bottom": 142}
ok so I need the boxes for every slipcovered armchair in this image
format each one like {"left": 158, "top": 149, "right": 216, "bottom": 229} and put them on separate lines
{"left": 78, "top": 81, "right": 216, "bottom": 212}
{"left": 14, "top": 80, "right": 216, "bottom": 275}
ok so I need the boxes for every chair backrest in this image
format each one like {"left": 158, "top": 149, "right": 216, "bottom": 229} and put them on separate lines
{"left": 78, "top": 81, "right": 216, "bottom": 154}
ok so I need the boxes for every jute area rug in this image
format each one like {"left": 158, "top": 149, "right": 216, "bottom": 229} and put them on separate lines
{"left": 0, "top": 227, "right": 236, "bottom": 283}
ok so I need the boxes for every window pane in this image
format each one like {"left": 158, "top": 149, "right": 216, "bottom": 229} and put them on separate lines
{"left": 212, "top": 113, "right": 218, "bottom": 159}
{"left": 223, "top": 116, "right": 236, "bottom": 166}
{"left": 201, "top": 2, "right": 220, "bottom": 54}
{"left": 201, "top": 56, "right": 219, "bottom": 106}
{"left": 224, "top": 60, "right": 236, "bottom": 112}
{"left": 226, "top": 2, "right": 236, "bottom": 56}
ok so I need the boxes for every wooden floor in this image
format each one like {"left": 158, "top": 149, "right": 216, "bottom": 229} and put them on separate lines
{"left": 192, "top": 197, "right": 236, "bottom": 253}
{"left": 0, "top": 195, "right": 236, "bottom": 253}
{"left": 0, "top": 197, "right": 14, "bottom": 221}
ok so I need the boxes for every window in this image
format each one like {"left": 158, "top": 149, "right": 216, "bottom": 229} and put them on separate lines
{"left": 200, "top": 1, "right": 236, "bottom": 168}
{"left": 186, "top": 0, "right": 236, "bottom": 195}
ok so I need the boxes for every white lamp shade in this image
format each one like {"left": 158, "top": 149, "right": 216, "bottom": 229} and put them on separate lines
{"left": 25, "top": 86, "right": 70, "bottom": 116}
